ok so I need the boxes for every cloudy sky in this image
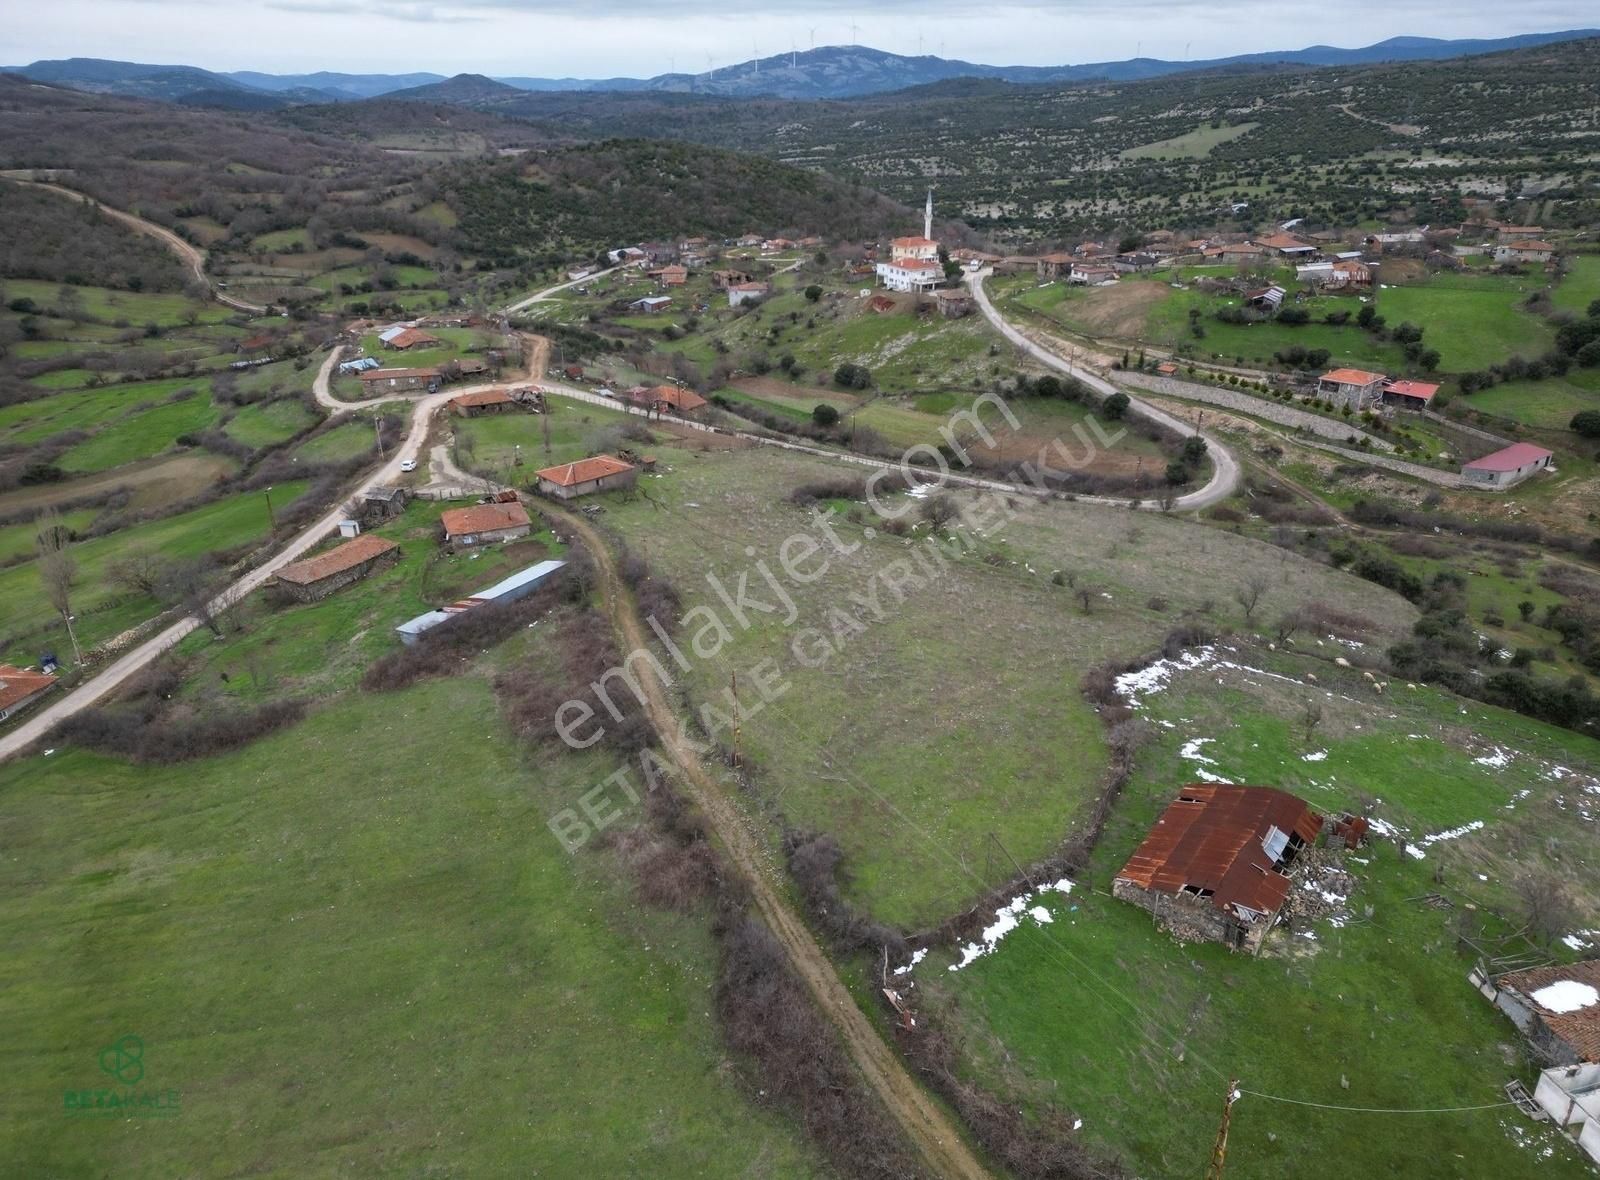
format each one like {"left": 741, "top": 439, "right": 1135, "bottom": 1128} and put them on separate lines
{"left": 8, "top": 0, "right": 1595, "bottom": 77}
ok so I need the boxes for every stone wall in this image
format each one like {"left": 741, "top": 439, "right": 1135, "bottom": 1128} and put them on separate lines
{"left": 1112, "top": 878, "right": 1243, "bottom": 947}
{"left": 1116, "top": 370, "right": 1392, "bottom": 449}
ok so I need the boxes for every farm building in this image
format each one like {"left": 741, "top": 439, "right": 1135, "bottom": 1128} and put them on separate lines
{"left": 1113, "top": 785, "right": 1323, "bottom": 952}
{"left": 711, "top": 269, "right": 755, "bottom": 290}
{"left": 1533, "top": 1064, "right": 1600, "bottom": 1166}
{"left": 629, "top": 296, "right": 673, "bottom": 314}
{"left": 1245, "top": 285, "right": 1285, "bottom": 311}
{"left": 1254, "top": 232, "right": 1316, "bottom": 257}
{"left": 1462, "top": 442, "right": 1554, "bottom": 488}
{"left": 932, "top": 289, "right": 973, "bottom": 318}
{"left": 380, "top": 328, "right": 441, "bottom": 351}
{"left": 535, "top": 454, "right": 639, "bottom": 500}
{"left": 1473, "top": 959, "right": 1600, "bottom": 1066}
{"left": 272, "top": 535, "right": 400, "bottom": 603}
{"left": 648, "top": 264, "right": 689, "bottom": 287}
{"left": 361, "top": 486, "right": 409, "bottom": 519}
{"left": 359, "top": 367, "right": 438, "bottom": 394}
{"left": 1317, "top": 368, "right": 1387, "bottom": 410}
{"left": 394, "top": 559, "right": 569, "bottom": 645}
{"left": 439, "top": 502, "right": 532, "bottom": 550}
{"left": 1497, "top": 225, "right": 1546, "bottom": 242}
{"left": 338, "top": 356, "right": 380, "bottom": 376}
{"left": 727, "top": 281, "right": 770, "bottom": 307}
{"left": 450, "top": 389, "right": 518, "bottom": 417}
{"left": 1382, "top": 380, "right": 1440, "bottom": 410}
{"left": 1068, "top": 263, "right": 1118, "bottom": 286}
{"left": 627, "top": 385, "right": 707, "bottom": 416}
{"left": 0, "top": 663, "right": 57, "bottom": 723}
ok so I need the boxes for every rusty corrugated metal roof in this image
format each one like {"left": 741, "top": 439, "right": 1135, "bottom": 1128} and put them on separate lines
{"left": 1495, "top": 960, "right": 1600, "bottom": 1063}
{"left": 1116, "top": 785, "right": 1323, "bottom": 918}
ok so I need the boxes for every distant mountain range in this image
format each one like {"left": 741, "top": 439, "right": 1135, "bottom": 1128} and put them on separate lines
{"left": 7, "top": 30, "right": 1598, "bottom": 107}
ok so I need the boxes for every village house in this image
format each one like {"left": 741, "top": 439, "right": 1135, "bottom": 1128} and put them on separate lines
{"left": 678, "top": 236, "right": 709, "bottom": 252}
{"left": 1497, "top": 225, "right": 1546, "bottom": 242}
{"left": 1111, "top": 252, "right": 1161, "bottom": 273}
{"left": 728, "top": 281, "right": 770, "bottom": 307}
{"left": 358, "top": 367, "right": 438, "bottom": 394}
{"left": 1036, "top": 252, "right": 1076, "bottom": 279}
{"left": 1113, "top": 785, "right": 1324, "bottom": 952}
{"left": 1381, "top": 379, "right": 1439, "bottom": 410}
{"left": 1317, "top": 367, "right": 1387, "bottom": 410}
{"left": 932, "top": 289, "right": 973, "bottom": 318}
{"left": 534, "top": 454, "right": 640, "bottom": 500}
{"left": 1254, "top": 232, "right": 1317, "bottom": 258}
{"left": 1461, "top": 442, "right": 1554, "bottom": 488}
{"left": 1074, "top": 241, "right": 1107, "bottom": 257}
{"left": 1533, "top": 1064, "right": 1600, "bottom": 1167}
{"left": 1494, "top": 240, "right": 1555, "bottom": 264}
{"left": 1207, "top": 242, "right": 1267, "bottom": 264}
{"left": 449, "top": 389, "right": 519, "bottom": 418}
{"left": 379, "top": 327, "right": 441, "bottom": 351}
{"left": 272, "top": 534, "right": 400, "bottom": 603}
{"left": 1067, "top": 263, "right": 1118, "bottom": 286}
{"left": 0, "top": 663, "right": 57, "bottom": 723}
{"left": 439, "top": 502, "right": 532, "bottom": 551}
{"left": 648, "top": 264, "right": 689, "bottom": 287}
{"left": 711, "top": 268, "right": 754, "bottom": 290}
{"left": 734, "top": 233, "right": 764, "bottom": 248}
{"left": 876, "top": 257, "right": 943, "bottom": 293}
{"left": 627, "top": 384, "right": 707, "bottom": 417}
{"left": 1474, "top": 958, "right": 1600, "bottom": 1067}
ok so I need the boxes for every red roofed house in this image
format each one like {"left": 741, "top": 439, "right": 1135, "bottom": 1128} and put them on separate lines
{"left": 1381, "top": 379, "right": 1440, "bottom": 410}
{"left": 628, "top": 385, "right": 708, "bottom": 417}
{"left": 1494, "top": 240, "right": 1556, "bottom": 264}
{"left": 359, "top": 367, "right": 439, "bottom": 394}
{"left": 382, "top": 328, "right": 442, "bottom": 351}
{"left": 1113, "top": 785, "right": 1324, "bottom": 952}
{"left": 272, "top": 535, "right": 400, "bottom": 603}
{"left": 439, "top": 502, "right": 532, "bottom": 550}
{"left": 1317, "top": 367, "right": 1387, "bottom": 410}
{"left": 1036, "top": 252, "right": 1076, "bottom": 279}
{"left": 450, "top": 389, "right": 518, "bottom": 417}
{"left": 889, "top": 236, "right": 939, "bottom": 263}
{"left": 534, "top": 454, "right": 639, "bottom": 500}
{"left": 649, "top": 264, "right": 689, "bottom": 287}
{"left": 875, "top": 257, "right": 943, "bottom": 293}
{"left": 1254, "top": 232, "right": 1317, "bottom": 257}
{"left": 0, "top": 663, "right": 57, "bottom": 723}
{"left": 1461, "top": 442, "right": 1554, "bottom": 489}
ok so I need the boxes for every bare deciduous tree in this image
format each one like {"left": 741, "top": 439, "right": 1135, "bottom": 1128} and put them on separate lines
{"left": 1235, "top": 574, "right": 1269, "bottom": 623}
{"left": 1301, "top": 697, "right": 1323, "bottom": 745}
{"left": 35, "top": 508, "right": 81, "bottom": 663}
{"left": 1515, "top": 871, "right": 1578, "bottom": 948}
{"left": 1273, "top": 606, "right": 1310, "bottom": 645}
{"left": 107, "top": 547, "right": 165, "bottom": 598}
{"left": 158, "top": 558, "right": 224, "bottom": 637}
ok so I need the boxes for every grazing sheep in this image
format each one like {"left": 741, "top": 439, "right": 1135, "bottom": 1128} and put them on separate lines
{"left": 1362, "top": 671, "right": 1375, "bottom": 682}
{"left": 1305, "top": 672, "right": 1319, "bottom": 683}
{"left": 1334, "top": 656, "right": 1351, "bottom": 668}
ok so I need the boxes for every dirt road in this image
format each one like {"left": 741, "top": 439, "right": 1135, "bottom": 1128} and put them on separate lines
{"left": 3, "top": 174, "right": 268, "bottom": 314}
{"left": 545, "top": 503, "right": 993, "bottom": 1180}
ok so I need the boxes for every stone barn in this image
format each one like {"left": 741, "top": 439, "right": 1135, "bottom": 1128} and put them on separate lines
{"left": 1474, "top": 959, "right": 1600, "bottom": 1066}
{"left": 1113, "top": 785, "right": 1323, "bottom": 952}
{"left": 535, "top": 454, "right": 639, "bottom": 500}
{"left": 272, "top": 535, "right": 400, "bottom": 603}
{"left": 439, "top": 502, "right": 532, "bottom": 551}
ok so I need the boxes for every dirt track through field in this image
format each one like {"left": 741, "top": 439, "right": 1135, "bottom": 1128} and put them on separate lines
{"left": 3, "top": 175, "right": 268, "bottom": 313}
{"left": 544, "top": 503, "right": 993, "bottom": 1180}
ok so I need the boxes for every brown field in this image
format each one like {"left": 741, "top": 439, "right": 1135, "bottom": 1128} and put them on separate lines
{"left": 1073, "top": 280, "right": 1172, "bottom": 337}
{"left": 0, "top": 453, "right": 235, "bottom": 516}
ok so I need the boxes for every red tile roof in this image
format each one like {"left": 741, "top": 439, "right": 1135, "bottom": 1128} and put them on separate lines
{"left": 1321, "top": 368, "right": 1386, "bottom": 386}
{"left": 275, "top": 535, "right": 398, "bottom": 586}
{"left": 1116, "top": 786, "right": 1323, "bottom": 918}
{"left": 385, "top": 328, "right": 440, "bottom": 349}
{"left": 536, "top": 454, "right": 637, "bottom": 487}
{"left": 452, "top": 389, "right": 515, "bottom": 409}
{"left": 632, "top": 385, "right": 707, "bottom": 413}
{"left": 440, "top": 502, "right": 531, "bottom": 537}
{"left": 1383, "top": 380, "right": 1439, "bottom": 402}
{"left": 891, "top": 236, "right": 937, "bottom": 248}
{"left": 1494, "top": 959, "right": 1600, "bottom": 1061}
{"left": 0, "top": 664, "right": 56, "bottom": 715}
{"left": 1464, "top": 442, "right": 1553, "bottom": 472}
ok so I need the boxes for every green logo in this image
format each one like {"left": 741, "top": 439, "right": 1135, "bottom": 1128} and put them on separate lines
{"left": 99, "top": 1035, "right": 144, "bottom": 1085}
{"left": 65, "top": 1034, "right": 179, "bottom": 1118}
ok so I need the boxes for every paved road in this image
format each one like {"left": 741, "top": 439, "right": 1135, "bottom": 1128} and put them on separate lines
{"left": 968, "top": 270, "right": 1241, "bottom": 510}
{"left": 2, "top": 174, "right": 268, "bottom": 314}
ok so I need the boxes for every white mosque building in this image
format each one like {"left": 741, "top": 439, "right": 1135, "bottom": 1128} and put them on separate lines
{"left": 875, "top": 190, "right": 944, "bottom": 293}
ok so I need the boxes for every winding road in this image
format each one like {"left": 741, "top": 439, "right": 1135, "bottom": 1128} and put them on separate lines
{"left": 2, "top": 173, "right": 268, "bottom": 314}
{"left": 968, "top": 269, "right": 1240, "bottom": 510}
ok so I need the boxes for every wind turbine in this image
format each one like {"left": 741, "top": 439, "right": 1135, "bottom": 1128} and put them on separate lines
{"left": 809, "top": 26, "right": 816, "bottom": 50}
{"left": 850, "top": 21, "right": 859, "bottom": 46}
{"left": 791, "top": 37, "right": 797, "bottom": 68}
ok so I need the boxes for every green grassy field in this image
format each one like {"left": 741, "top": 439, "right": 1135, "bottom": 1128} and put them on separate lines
{"left": 926, "top": 642, "right": 1600, "bottom": 1179}
{"left": 0, "top": 675, "right": 825, "bottom": 1178}
{"left": 1119, "top": 121, "right": 1260, "bottom": 160}
{"left": 454, "top": 394, "right": 635, "bottom": 476}
{"left": 0, "top": 481, "right": 309, "bottom": 667}
{"left": 1376, "top": 281, "right": 1554, "bottom": 373}
{"left": 223, "top": 398, "right": 317, "bottom": 448}
{"left": 601, "top": 446, "right": 1413, "bottom": 928}
{"left": 57, "top": 394, "right": 221, "bottom": 474}
{"left": 1, "top": 279, "right": 231, "bottom": 327}
{"left": 292, "top": 420, "right": 375, "bottom": 463}
{"left": 1554, "top": 255, "right": 1600, "bottom": 315}
{"left": 1466, "top": 369, "right": 1600, "bottom": 429}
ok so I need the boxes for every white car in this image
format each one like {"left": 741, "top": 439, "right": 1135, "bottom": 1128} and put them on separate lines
{"left": 399, "top": 459, "right": 417, "bottom": 473}
{"left": 596, "top": 387, "right": 617, "bottom": 399}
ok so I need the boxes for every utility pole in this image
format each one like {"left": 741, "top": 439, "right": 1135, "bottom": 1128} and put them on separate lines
{"left": 730, "top": 669, "right": 742, "bottom": 769}
{"left": 1203, "top": 1079, "right": 1240, "bottom": 1180}
{"left": 989, "top": 832, "right": 1034, "bottom": 888}
{"left": 373, "top": 415, "right": 385, "bottom": 459}
{"left": 264, "top": 486, "right": 276, "bottom": 529}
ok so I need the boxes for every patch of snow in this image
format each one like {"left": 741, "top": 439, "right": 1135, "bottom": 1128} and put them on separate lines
{"left": 1419, "top": 820, "right": 1484, "bottom": 847}
{"left": 1113, "top": 646, "right": 1215, "bottom": 704}
{"left": 1179, "top": 737, "right": 1218, "bottom": 765}
{"left": 1474, "top": 747, "right": 1512, "bottom": 769}
{"left": 1303, "top": 750, "right": 1328, "bottom": 763}
{"left": 892, "top": 948, "right": 927, "bottom": 976}
{"left": 1561, "top": 931, "right": 1598, "bottom": 952}
{"left": 1404, "top": 844, "right": 1427, "bottom": 860}
{"left": 946, "top": 880, "right": 1075, "bottom": 973}
{"left": 1530, "top": 981, "right": 1600, "bottom": 1014}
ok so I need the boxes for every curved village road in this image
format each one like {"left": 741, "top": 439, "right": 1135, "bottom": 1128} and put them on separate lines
{"left": 2, "top": 175, "right": 269, "bottom": 314}
{"left": 545, "top": 502, "right": 994, "bottom": 1180}
{"left": 968, "top": 270, "right": 1241, "bottom": 510}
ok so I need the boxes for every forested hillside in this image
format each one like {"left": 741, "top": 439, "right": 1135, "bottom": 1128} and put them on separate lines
{"left": 0, "top": 183, "right": 188, "bottom": 291}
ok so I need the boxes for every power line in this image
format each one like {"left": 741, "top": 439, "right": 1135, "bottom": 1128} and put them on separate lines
{"left": 1238, "top": 1090, "right": 1518, "bottom": 1115}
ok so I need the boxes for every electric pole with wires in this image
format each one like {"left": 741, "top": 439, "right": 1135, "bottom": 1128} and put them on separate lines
{"left": 1204, "top": 1078, "right": 1240, "bottom": 1180}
